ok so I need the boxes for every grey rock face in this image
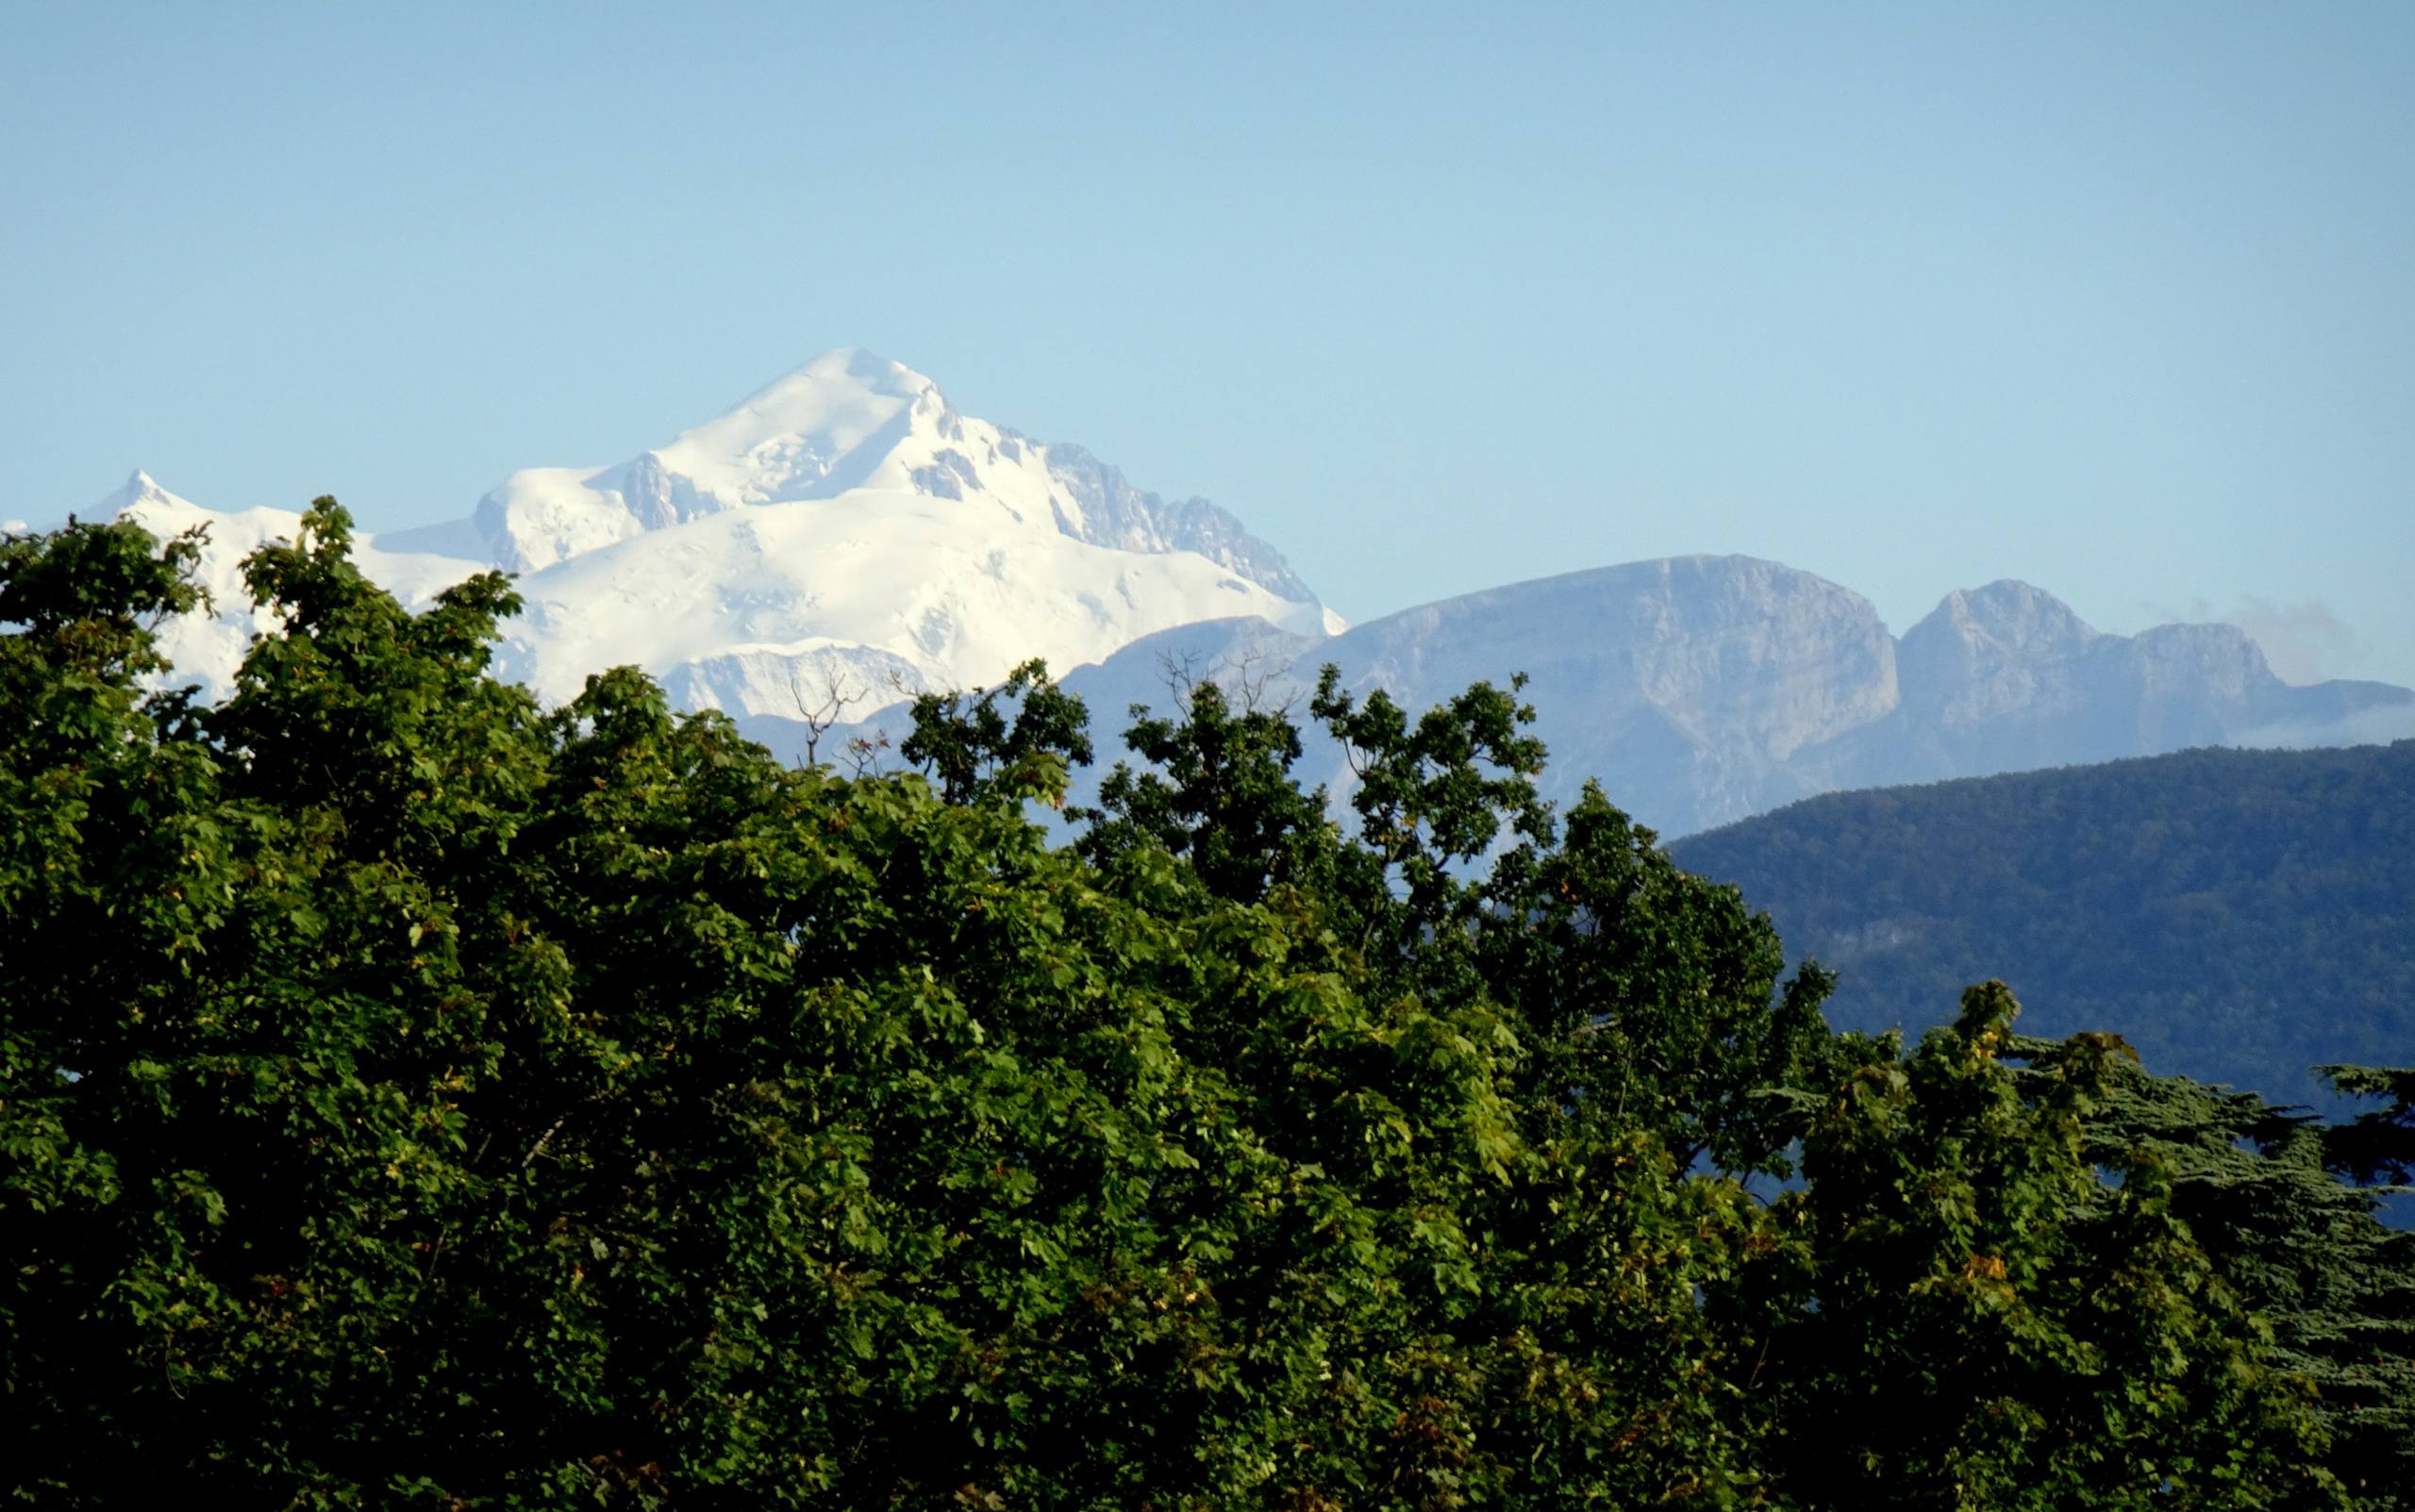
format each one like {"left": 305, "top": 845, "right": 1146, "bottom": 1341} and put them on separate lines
{"left": 747, "top": 555, "right": 2413, "bottom": 841}
{"left": 1826, "top": 585, "right": 2412, "bottom": 790}
{"left": 1897, "top": 580, "right": 2099, "bottom": 726}
{"left": 1039, "top": 441, "right": 1319, "bottom": 604}
{"left": 1324, "top": 557, "right": 1904, "bottom": 835}
{"left": 608, "top": 452, "right": 724, "bottom": 533}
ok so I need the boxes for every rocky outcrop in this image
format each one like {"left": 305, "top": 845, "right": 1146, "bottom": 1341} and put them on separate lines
{"left": 803, "top": 557, "right": 2412, "bottom": 840}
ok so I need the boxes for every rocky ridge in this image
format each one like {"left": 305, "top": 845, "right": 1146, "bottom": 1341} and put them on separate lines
{"left": 798, "top": 557, "right": 2413, "bottom": 839}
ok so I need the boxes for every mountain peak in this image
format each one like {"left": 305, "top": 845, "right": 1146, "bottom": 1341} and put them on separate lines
{"left": 644, "top": 348, "right": 940, "bottom": 506}
{"left": 87, "top": 468, "right": 185, "bottom": 518}
{"left": 460, "top": 351, "right": 1318, "bottom": 605}
{"left": 731, "top": 347, "right": 939, "bottom": 417}
{"left": 121, "top": 466, "right": 163, "bottom": 496}
{"left": 1916, "top": 579, "right": 2098, "bottom": 657}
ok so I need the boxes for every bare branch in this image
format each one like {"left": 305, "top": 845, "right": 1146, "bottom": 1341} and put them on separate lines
{"left": 844, "top": 727, "right": 893, "bottom": 778}
{"left": 1155, "top": 648, "right": 1205, "bottom": 706}
{"left": 788, "top": 663, "right": 871, "bottom": 767}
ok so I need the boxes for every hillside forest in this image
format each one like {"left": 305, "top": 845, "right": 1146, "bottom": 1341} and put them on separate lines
{"left": 6, "top": 503, "right": 2411, "bottom": 1510}
{"left": 1668, "top": 741, "right": 2415, "bottom": 1112}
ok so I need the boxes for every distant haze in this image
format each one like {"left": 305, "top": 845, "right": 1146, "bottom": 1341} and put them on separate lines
{"left": 4, "top": 5, "right": 2408, "bottom": 684}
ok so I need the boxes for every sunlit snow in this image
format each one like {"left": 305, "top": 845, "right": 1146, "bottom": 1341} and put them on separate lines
{"left": 92, "top": 352, "right": 1334, "bottom": 718}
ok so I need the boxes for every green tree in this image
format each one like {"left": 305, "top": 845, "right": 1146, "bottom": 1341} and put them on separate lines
{"left": 1071, "top": 674, "right": 1347, "bottom": 906}
{"left": 1750, "top": 984, "right": 2346, "bottom": 1510}
{"left": 2004, "top": 1045, "right": 2415, "bottom": 1509}
{"left": 5, "top": 509, "right": 2378, "bottom": 1509}
{"left": 2, "top": 503, "right": 553, "bottom": 1502}
{"left": 899, "top": 656, "right": 1092, "bottom": 806}
{"left": 2318, "top": 1065, "right": 2415, "bottom": 1188}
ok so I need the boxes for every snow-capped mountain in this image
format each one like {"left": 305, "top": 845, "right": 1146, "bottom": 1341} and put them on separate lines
{"left": 93, "top": 350, "right": 1335, "bottom": 711}
{"left": 99, "top": 471, "right": 507, "bottom": 697}
{"left": 381, "top": 349, "right": 1320, "bottom": 603}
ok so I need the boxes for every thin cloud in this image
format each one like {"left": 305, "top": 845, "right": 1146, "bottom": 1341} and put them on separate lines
{"left": 2143, "top": 594, "right": 2359, "bottom": 687}
{"left": 2235, "top": 702, "right": 2415, "bottom": 751}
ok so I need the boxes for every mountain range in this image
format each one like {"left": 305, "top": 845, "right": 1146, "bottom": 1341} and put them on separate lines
{"left": 64, "top": 349, "right": 2415, "bottom": 839}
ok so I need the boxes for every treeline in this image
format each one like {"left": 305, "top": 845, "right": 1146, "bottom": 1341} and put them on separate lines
{"left": 4, "top": 503, "right": 2410, "bottom": 1509}
{"left": 1667, "top": 741, "right": 2415, "bottom": 1107}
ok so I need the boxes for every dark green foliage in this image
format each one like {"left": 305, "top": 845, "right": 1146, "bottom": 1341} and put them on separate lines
{"left": 2007, "top": 1042, "right": 2415, "bottom": 1508}
{"left": 899, "top": 656, "right": 1093, "bottom": 805}
{"left": 0, "top": 510, "right": 2373, "bottom": 1508}
{"left": 1747, "top": 985, "right": 2342, "bottom": 1509}
{"left": 1075, "top": 669, "right": 1837, "bottom": 1179}
{"left": 1475, "top": 788, "right": 1841, "bottom": 1179}
{"left": 1668, "top": 743, "right": 2415, "bottom": 1106}
{"left": 2318, "top": 1065, "right": 2415, "bottom": 1188}
{"left": 1070, "top": 675, "right": 1344, "bottom": 906}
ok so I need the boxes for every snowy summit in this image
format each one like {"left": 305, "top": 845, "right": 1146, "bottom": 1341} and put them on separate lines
{"left": 99, "top": 350, "right": 1338, "bottom": 714}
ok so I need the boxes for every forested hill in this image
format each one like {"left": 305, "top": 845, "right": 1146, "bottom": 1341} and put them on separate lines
{"left": 1670, "top": 739, "right": 2415, "bottom": 1108}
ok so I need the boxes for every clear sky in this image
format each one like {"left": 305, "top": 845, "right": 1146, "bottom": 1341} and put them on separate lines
{"left": 5, "top": 2, "right": 2410, "bottom": 685}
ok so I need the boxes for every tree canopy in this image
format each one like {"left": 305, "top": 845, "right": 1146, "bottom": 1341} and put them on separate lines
{"left": 1, "top": 506, "right": 2393, "bottom": 1509}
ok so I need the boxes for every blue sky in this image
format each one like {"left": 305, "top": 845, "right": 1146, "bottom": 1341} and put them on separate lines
{"left": 5, "top": 2, "right": 2410, "bottom": 684}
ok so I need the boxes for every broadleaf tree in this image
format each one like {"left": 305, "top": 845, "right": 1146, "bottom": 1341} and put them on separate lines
{"left": 0, "top": 508, "right": 2386, "bottom": 1509}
